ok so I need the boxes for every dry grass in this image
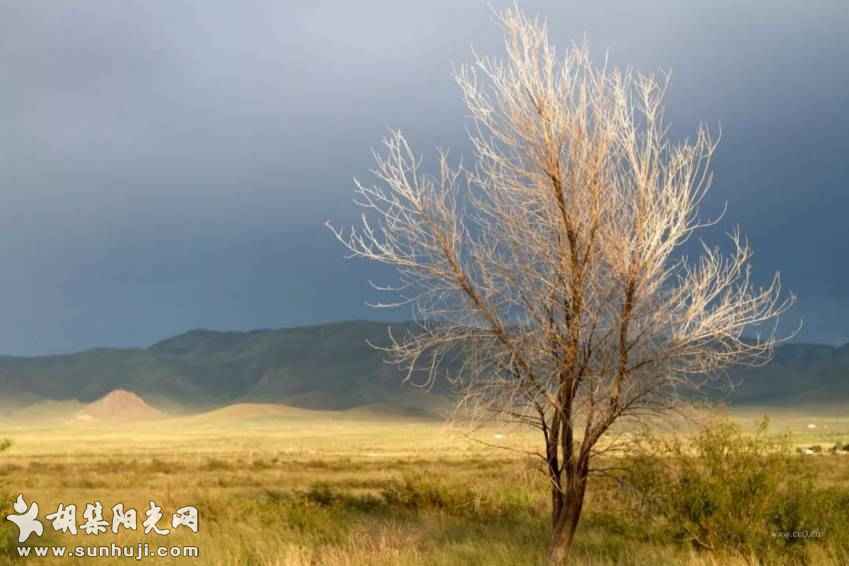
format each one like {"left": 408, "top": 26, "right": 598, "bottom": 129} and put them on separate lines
{"left": 0, "top": 407, "right": 847, "bottom": 565}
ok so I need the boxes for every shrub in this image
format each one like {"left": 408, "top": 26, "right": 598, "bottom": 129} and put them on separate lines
{"left": 381, "top": 474, "right": 479, "bottom": 514}
{"left": 380, "top": 474, "right": 528, "bottom": 520}
{"left": 619, "top": 419, "right": 822, "bottom": 560}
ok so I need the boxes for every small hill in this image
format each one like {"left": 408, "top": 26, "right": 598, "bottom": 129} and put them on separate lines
{"left": 197, "top": 402, "right": 315, "bottom": 419}
{"left": 79, "top": 389, "right": 163, "bottom": 421}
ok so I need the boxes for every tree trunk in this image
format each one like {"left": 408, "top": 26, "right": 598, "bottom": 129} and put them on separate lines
{"left": 548, "top": 478, "right": 587, "bottom": 564}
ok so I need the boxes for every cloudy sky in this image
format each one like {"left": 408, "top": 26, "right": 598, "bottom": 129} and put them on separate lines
{"left": 1, "top": 1, "right": 847, "bottom": 354}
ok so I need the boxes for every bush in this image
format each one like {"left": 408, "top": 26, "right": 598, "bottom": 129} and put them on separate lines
{"left": 380, "top": 474, "right": 529, "bottom": 521}
{"left": 619, "top": 419, "right": 822, "bottom": 560}
{"left": 381, "top": 475, "right": 481, "bottom": 515}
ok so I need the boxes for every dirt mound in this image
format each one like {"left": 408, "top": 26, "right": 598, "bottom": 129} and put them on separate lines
{"left": 79, "top": 389, "right": 163, "bottom": 421}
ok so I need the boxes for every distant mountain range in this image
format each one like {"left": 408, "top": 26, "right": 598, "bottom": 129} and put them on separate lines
{"left": 0, "top": 321, "right": 846, "bottom": 416}
{"left": 715, "top": 341, "right": 849, "bottom": 409}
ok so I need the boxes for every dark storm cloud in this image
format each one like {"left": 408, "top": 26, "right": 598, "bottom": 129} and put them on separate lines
{"left": 0, "top": 1, "right": 847, "bottom": 353}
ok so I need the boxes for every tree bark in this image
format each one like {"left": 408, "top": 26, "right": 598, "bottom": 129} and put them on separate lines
{"left": 548, "top": 476, "right": 587, "bottom": 564}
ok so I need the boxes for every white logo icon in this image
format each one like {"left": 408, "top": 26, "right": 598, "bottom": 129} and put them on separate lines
{"left": 6, "top": 495, "right": 44, "bottom": 543}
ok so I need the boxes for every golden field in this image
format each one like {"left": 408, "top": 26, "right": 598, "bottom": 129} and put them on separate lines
{"left": 0, "top": 404, "right": 848, "bottom": 565}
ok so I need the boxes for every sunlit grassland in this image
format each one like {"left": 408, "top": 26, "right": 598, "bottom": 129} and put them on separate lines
{"left": 0, "top": 406, "right": 848, "bottom": 565}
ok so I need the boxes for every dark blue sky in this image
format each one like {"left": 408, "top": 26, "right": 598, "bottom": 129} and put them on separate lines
{"left": 1, "top": 1, "right": 847, "bottom": 354}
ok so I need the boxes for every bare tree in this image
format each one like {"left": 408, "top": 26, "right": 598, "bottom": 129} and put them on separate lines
{"left": 329, "top": 8, "right": 792, "bottom": 564}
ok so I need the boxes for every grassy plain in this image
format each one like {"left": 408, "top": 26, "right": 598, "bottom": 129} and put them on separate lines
{"left": 0, "top": 404, "right": 848, "bottom": 565}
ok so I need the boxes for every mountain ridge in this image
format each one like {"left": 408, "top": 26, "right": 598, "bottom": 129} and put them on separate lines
{"left": 0, "top": 321, "right": 846, "bottom": 415}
